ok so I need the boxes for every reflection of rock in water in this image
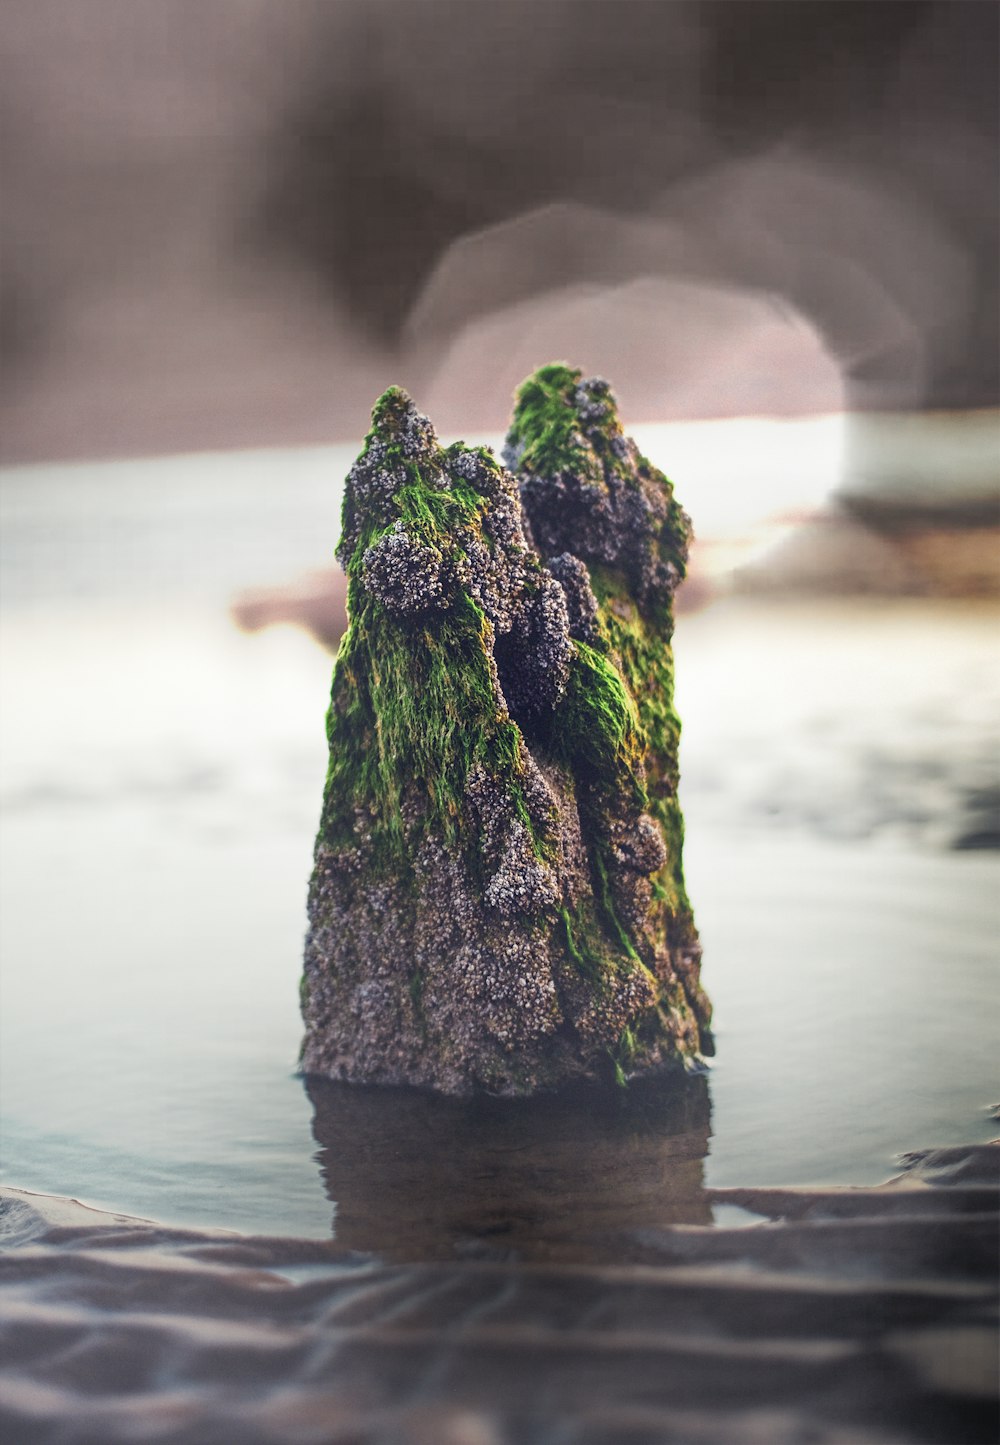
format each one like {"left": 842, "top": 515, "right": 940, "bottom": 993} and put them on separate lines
{"left": 306, "top": 1072, "right": 711, "bottom": 1263}
{"left": 1, "top": 1145, "right": 995, "bottom": 1444}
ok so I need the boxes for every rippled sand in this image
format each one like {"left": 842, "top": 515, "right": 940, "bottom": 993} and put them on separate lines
{"left": 2, "top": 1142, "right": 996, "bottom": 1445}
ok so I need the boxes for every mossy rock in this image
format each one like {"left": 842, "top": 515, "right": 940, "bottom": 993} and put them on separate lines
{"left": 301, "top": 367, "right": 712, "bottom": 1095}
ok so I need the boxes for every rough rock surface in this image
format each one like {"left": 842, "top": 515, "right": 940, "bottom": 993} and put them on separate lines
{"left": 301, "top": 365, "right": 712, "bottom": 1094}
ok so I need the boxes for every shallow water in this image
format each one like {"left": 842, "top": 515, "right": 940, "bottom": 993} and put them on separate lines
{"left": 1, "top": 439, "right": 998, "bottom": 1252}
{"left": 4, "top": 1147, "right": 996, "bottom": 1445}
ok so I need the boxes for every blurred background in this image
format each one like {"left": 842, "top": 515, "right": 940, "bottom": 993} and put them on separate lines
{"left": 2, "top": 0, "right": 998, "bottom": 457}
{"left": 0, "top": 1, "right": 998, "bottom": 1234}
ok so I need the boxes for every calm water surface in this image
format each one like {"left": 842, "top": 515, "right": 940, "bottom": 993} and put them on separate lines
{"left": 1, "top": 436, "right": 997, "bottom": 1249}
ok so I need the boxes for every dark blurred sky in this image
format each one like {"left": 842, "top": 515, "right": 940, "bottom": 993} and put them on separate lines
{"left": 1, "top": 0, "right": 997, "bottom": 462}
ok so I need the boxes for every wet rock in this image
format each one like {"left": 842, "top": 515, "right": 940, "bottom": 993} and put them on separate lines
{"left": 546, "top": 551, "right": 601, "bottom": 644}
{"left": 302, "top": 369, "right": 711, "bottom": 1094}
{"left": 361, "top": 522, "right": 451, "bottom": 615}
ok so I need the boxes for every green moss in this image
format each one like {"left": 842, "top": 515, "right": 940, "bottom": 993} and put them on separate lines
{"left": 318, "top": 389, "right": 549, "bottom": 873}
{"left": 508, "top": 363, "right": 699, "bottom": 957}
{"left": 537, "top": 640, "right": 651, "bottom": 965}
{"left": 322, "top": 593, "right": 527, "bottom": 857}
{"left": 559, "top": 904, "right": 602, "bottom": 983}
{"left": 550, "top": 641, "right": 645, "bottom": 797}
{"left": 611, "top": 1024, "right": 639, "bottom": 1086}
{"left": 510, "top": 365, "right": 691, "bottom": 624}
{"left": 506, "top": 362, "right": 596, "bottom": 480}
{"left": 591, "top": 573, "right": 690, "bottom": 919}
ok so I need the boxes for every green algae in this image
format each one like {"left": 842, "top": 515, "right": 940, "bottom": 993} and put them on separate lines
{"left": 318, "top": 390, "right": 549, "bottom": 875}
{"left": 550, "top": 639, "right": 646, "bottom": 801}
{"left": 594, "top": 579, "right": 689, "bottom": 918}
{"left": 504, "top": 362, "right": 598, "bottom": 483}
{"left": 320, "top": 592, "right": 537, "bottom": 863}
{"left": 509, "top": 364, "right": 700, "bottom": 956}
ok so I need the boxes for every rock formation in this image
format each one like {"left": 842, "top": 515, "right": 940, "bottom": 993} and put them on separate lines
{"left": 301, "top": 364, "right": 712, "bottom": 1094}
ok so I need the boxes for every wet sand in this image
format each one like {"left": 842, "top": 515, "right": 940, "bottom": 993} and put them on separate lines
{"left": 2, "top": 1141, "right": 996, "bottom": 1445}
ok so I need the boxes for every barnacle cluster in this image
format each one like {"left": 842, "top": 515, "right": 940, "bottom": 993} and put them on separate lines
{"left": 301, "top": 364, "right": 712, "bottom": 1095}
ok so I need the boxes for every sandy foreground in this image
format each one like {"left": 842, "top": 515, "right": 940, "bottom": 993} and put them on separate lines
{"left": 1, "top": 1142, "right": 996, "bottom": 1445}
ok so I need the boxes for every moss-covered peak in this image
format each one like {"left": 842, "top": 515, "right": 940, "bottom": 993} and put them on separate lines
{"left": 503, "top": 363, "right": 597, "bottom": 483}
{"left": 369, "top": 383, "right": 416, "bottom": 428}
{"left": 505, "top": 362, "right": 692, "bottom": 619}
{"left": 367, "top": 384, "right": 439, "bottom": 457}
{"left": 336, "top": 388, "right": 452, "bottom": 572}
